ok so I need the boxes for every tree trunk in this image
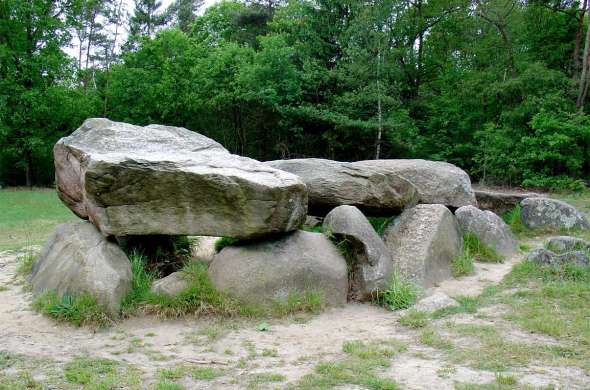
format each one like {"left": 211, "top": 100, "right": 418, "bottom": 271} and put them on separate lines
{"left": 576, "top": 7, "right": 590, "bottom": 110}
{"left": 573, "top": 0, "right": 588, "bottom": 79}
{"left": 25, "top": 149, "right": 33, "bottom": 188}
{"left": 375, "top": 48, "right": 383, "bottom": 160}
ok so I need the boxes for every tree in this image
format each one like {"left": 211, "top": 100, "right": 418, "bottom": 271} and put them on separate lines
{"left": 166, "top": 0, "right": 203, "bottom": 32}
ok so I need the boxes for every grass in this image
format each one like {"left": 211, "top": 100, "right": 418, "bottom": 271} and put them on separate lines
{"left": 32, "top": 291, "right": 112, "bottom": 328}
{"left": 214, "top": 237, "right": 241, "bottom": 252}
{"left": 399, "top": 309, "right": 429, "bottom": 328}
{"left": 0, "top": 188, "right": 76, "bottom": 251}
{"left": 16, "top": 248, "right": 37, "bottom": 276}
{"left": 63, "top": 356, "right": 140, "bottom": 389}
{"left": 452, "top": 249, "right": 475, "bottom": 277}
{"left": 502, "top": 205, "right": 527, "bottom": 236}
{"left": 419, "top": 328, "right": 454, "bottom": 350}
{"left": 463, "top": 233, "right": 503, "bottom": 263}
{"left": 292, "top": 339, "right": 404, "bottom": 389}
{"left": 247, "top": 372, "right": 286, "bottom": 389}
{"left": 123, "top": 252, "right": 323, "bottom": 320}
{"left": 372, "top": 270, "right": 419, "bottom": 311}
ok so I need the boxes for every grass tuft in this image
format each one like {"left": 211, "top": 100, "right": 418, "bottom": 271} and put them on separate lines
{"left": 372, "top": 270, "right": 419, "bottom": 311}
{"left": 452, "top": 249, "right": 475, "bottom": 277}
{"left": 502, "top": 205, "right": 527, "bottom": 235}
{"left": 32, "top": 291, "right": 112, "bottom": 327}
{"left": 463, "top": 233, "right": 503, "bottom": 263}
{"left": 16, "top": 248, "right": 36, "bottom": 276}
{"left": 367, "top": 217, "right": 394, "bottom": 236}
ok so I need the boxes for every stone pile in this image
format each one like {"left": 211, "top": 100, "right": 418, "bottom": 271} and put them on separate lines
{"left": 30, "top": 118, "right": 590, "bottom": 314}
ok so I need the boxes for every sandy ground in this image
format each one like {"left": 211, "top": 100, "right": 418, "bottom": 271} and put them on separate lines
{"left": 1, "top": 238, "right": 589, "bottom": 389}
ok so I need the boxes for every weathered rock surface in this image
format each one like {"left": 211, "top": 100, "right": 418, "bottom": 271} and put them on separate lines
{"left": 520, "top": 197, "right": 590, "bottom": 231}
{"left": 30, "top": 221, "right": 132, "bottom": 314}
{"left": 55, "top": 118, "right": 307, "bottom": 238}
{"left": 322, "top": 205, "right": 392, "bottom": 299}
{"left": 151, "top": 272, "right": 189, "bottom": 297}
{"left": 546, "top": 236, "right": 590, "bottom": 253}
{"left": 414, "top": 292, "right": 458, "bottom": 313}
{"left": 265, "top": 158, "right": 418, "bottom": 215}
{"left": 353, "top": 159, "right": 477, "bottom": 208}
{"left": 526, "top": 248, "right": 589, "bottom": 268}
{"left": 209, "top": 230, "right": 348, "bottom": 306}
{"left": 455, "top": 205, "right": 517, "bottom": 258}
{"left": 473, "top": 187, "right": 542, "bottom": 215}
{"left": 383, "top": 204, "right": 463, "bottom": 288}
{"left": 190, "top": 236, "right": 220, "bottom": 263}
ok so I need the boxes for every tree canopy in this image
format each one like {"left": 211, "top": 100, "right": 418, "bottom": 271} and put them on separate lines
{"left": 1, "top": 0, "right": 589, "bottom": 190}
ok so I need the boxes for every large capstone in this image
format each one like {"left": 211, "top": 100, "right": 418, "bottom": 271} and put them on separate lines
{"left": 208, "top": 230, "right": 348, "bottom": 307}
{"left": 30, "top": 221, "right": 132, "bottom": 314}
{"left": 265, "top": 158, "right": 418, "bottom": 215}
{"left": 353, "top": 159, "right": 477, "bottom": 208}
{"left": 322, "top": 205, "right": 392, "bottom": 300}
{"left": 473, "top": 187, "right": 542, "bottom": 215}
{"left": 55, "top": 118, "right": 307, "bottom": 239}
{"left": 455, "top": 205, "right": 517, "bottom": 258}
{"left": 383, "top": 204, "right": 463, "bottom": 288}
{"left": 520, "top": 197, "right": 590, "bottom": 231}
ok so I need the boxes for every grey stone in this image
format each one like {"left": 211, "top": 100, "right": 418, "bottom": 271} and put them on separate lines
{"left": 322, "top": 205, "right": 392, "bottom": 300}
{"left": 30, "top": 221, "right": 132, "bottom": 314}
{"left": 520, "top": 197, "right": 589, "bottom": 231}
{"left": 527, "top": 248, "right": 589, "bottom": 268}
{"left": 353, "top": 159, "right": 477, "bottom": 208}
{"left": 455, "top": 205, "right": 517, "bottom": 258}
{"left": 383, "top": 204, "right": 463, "bottom": 288}
{"left": 414, "top": 292, "right": 458, "bottom": 313}
{"left": 265, "top": 158, "right": 418, "bottom": 215}
{"left": 190, "top": 236, "right": 220, "bottom": 263}
{"left": 208, "top": 230, "right": 348, "bottom": 307}
{"left": 473, "top": 187, "right": 542, "bottom": 215}
{"left": 151, "top": 272, "right": 189, "bottom": 297}
{"left": 546, "top": 236, "right": 590, "bottom": 253}
{"left": 55, "top": 118, "right": 307, "bottom": 239}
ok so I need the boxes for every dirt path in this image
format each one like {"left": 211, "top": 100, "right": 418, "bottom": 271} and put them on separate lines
{"left": 1, "top": 237, "right": 589, "bottom": 389}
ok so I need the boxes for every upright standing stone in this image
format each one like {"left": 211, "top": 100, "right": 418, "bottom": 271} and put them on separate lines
{"left": 322, "top": 205, "right": 392, "bottom": 300}
{"left": 30, "top": 221, "right": 132, "bottom": 314}
{"left": 383, "top": 204, "right": 463, "bottom": 288}
{"left": 209, "top": 231, "right": 348, "bottom": 307}
{"left": 455, "top": 205, "right": 517, "bottom": 258}
{"left": 55, "top": 118, "right": 307, "bottom": 239}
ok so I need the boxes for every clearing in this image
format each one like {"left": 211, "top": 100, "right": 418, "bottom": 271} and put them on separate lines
{"left": 0, "top": 188, "right": 589, "bottom": 389}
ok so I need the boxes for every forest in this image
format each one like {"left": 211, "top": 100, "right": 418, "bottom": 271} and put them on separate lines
{"left": 1, "top": 0, "right": 590, "bottom": 190}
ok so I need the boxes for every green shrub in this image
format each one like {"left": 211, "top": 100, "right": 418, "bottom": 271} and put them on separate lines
{"left": 463, "top": 233, "right": 503, "bottom": 263}
{"left": 372, "top": 270, "right": 419, "bottom": 311}
{"left": 452, "top": 249, "right": 475, "bottom": 277}
{"left": 32, "top": 291, "right": 112, "bottom": 327}
{"left": 522, "top": 175, "right": 587, "bottom": 193}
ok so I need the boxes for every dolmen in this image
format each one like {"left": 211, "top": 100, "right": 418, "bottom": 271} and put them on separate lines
{"left": 32, "top": 118, "right": 589, "bottom": 316}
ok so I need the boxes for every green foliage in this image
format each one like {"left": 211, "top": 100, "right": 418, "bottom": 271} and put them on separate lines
{"left": 452, "top": 249, "right": 475, "bottom": 277}
{"left": 214, "top": 237, "right": 241, "bottom": 253}
{"left": 463, "top": 233, "right": 503, "bottom": 263}
{"left": 63, "top": 356, "right": 140, "bottom": 389}
{"left": 32, "top": 292, "right": 112, "bottom": 328}
{"left": 367, "top": 217, "right": 393, "bottom": 236}
{"left": 372, "top": 270, "right": 419, "bottom": 311}
{"left": 3, "top": 0, "right": 590, "bottom": 190}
